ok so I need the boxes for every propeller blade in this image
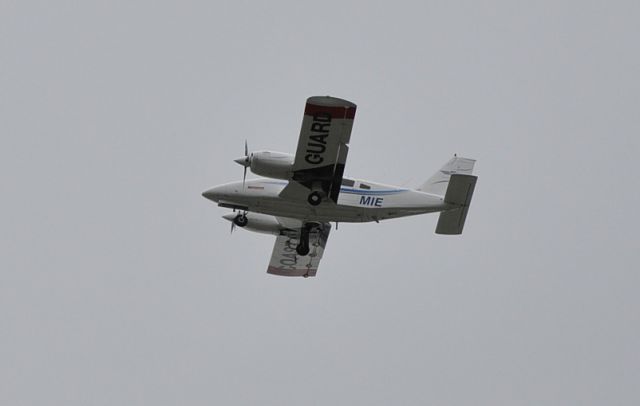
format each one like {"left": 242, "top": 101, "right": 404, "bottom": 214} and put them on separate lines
{"left": 230, "top": 221, "right": 235, "bottom": 234}
{"left": 243, "top": 166, "right": 247, "bottom": 188}
{"left": 233, "top": 140, "right": 249, "bottom": 189}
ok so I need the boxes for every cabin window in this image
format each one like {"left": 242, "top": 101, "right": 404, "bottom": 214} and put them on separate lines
{"left": 341, "top": 179, "right": 355, "bottom": 187}
{"left": 359, "top": 183, "right": 371, "bottom": 190}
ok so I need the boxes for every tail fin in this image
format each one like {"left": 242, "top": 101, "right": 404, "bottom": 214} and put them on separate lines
{"left": 435, "top": 174, "right": 477, "bottom": 235}
{"left": 418, "top": 155, "right": 476, "bottom": 196}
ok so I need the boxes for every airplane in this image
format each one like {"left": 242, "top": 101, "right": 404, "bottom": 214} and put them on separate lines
{"left": 202, "top": 96, "right": 477, "bottom": 278}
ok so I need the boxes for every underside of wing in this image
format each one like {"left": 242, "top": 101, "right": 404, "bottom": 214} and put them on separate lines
{"left": 267, "top": 222, "right": 331, "bottom": 277}
{"left": 289, "top": 96, "right": 357, "bottom": 203}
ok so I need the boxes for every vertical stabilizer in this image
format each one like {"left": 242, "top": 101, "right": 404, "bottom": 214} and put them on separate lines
{"left": 418, "top": 156, "right": 476, "bottom": 196}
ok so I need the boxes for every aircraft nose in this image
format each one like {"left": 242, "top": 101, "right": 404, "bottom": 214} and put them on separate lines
{"left": 202, "top": 187, "right": 221, "bottom": 202}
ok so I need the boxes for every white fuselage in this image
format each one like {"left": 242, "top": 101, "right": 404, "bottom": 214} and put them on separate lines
{"left": 203, "top": 178, "right": 450, "bottom": 223}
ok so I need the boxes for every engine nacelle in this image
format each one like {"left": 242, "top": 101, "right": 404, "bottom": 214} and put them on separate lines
{"left": 223, "top": 212, "right": 283, "bottom": 235}
{"left": 249, "top": 151, "right": 294, "bottom": 180}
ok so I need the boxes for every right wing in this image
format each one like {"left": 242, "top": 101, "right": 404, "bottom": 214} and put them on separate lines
{"left": 286, "top": 96, "right": 357, "bottom": 203}
{"left": 267, "top": 222, "right": 331, "bottom": 277}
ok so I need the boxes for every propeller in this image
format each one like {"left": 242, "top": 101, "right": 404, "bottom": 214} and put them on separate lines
{"left": 234, "top": 140, "right": 252, "bottom": 188}
{"left": 223, "top": 213, "right": 237, "bottom": 234}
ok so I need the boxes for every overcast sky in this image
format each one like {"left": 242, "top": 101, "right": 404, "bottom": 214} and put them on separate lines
{"left": 1, "top": 1, "right": 639, "bottom": 405}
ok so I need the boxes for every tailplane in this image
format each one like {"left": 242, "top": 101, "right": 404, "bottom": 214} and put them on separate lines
{"left": 435, "top": 174, "right": 477, "bottom": 235}
{"left": 417, "top": 155, "right": 476, "bottom": 196}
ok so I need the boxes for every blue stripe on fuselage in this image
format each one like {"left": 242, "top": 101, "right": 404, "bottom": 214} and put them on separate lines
{"left": 338, "top": 188, "right": 407, "bottom": 195}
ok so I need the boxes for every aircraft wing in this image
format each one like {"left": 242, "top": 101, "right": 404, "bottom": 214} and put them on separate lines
{"left": 285, "top": 96, "right": 357, "bottom": 203}
{"left": 267, "top": 221, "right": 331, "bottom": 277}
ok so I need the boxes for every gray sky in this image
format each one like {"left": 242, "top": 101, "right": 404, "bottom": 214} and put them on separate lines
{"left": 1, "top": 1, "right": 639, "bottom": 405}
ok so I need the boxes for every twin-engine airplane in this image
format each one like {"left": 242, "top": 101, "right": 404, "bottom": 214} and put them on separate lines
{"left": 203, "top": 96, "right": 478, "bottom": 278}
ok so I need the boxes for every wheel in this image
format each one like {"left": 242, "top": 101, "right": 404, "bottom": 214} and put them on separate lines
{"left": 296, "top": 223, "right": 311, "bottom": 256}
{"left": 233, "top": 214, "right": 248, "bottom": 227}
{"left": 296, "top": 243, "right": 310, "bottom": 256}
{"left": 307, "top": 192, "right": 322, "bottom": 206}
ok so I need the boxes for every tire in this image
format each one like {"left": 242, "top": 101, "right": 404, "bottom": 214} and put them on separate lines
{"left": 307, "top": 192, "right": 322, "bottom": 206}
{"left": 233, "top": 214, "right": 248, "bottom": 227}
{"left": 296, "top": 243, "right": 310, "bottom": 256}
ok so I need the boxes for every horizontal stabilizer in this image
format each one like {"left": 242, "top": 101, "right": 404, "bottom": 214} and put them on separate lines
{"left": 443, "top": 174, "right": 477, "bottom": 206}
{"left": 435, "top": 174, "right": 477, "bottom": 235}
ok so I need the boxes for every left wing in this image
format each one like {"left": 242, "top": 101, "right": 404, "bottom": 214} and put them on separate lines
{"left": 267, "top": 221, "right": 331, "bottom": 277}
{"left": 287, "top": 96, "right": 357, "bottom": 203}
